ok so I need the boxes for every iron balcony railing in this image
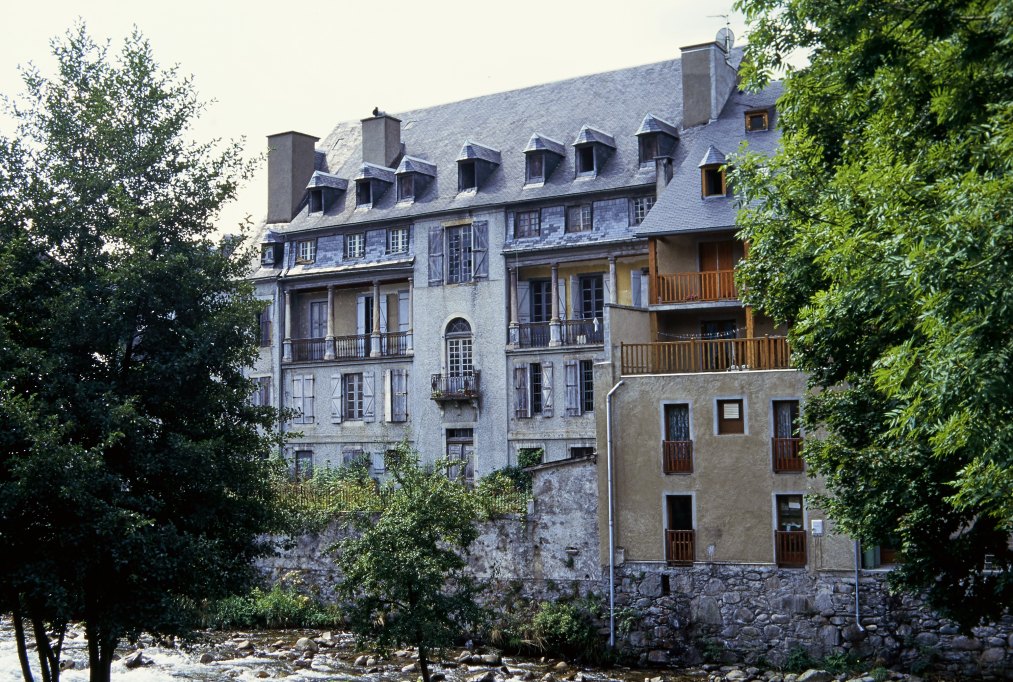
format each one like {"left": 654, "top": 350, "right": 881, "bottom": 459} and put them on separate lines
{"left": 431, "top": 371, "right": 480, "bottom": 400}
{"left": 561, "top": 318, "right": 603, "bottom": 345}
{"left": 289, "top": 331, "right": 411, "bottom": 362}
{"left": 291, "top": 337, "right": 326, "bottom": 362}
{"left": 517, "top": 322, "right": 551, "bottom": 348}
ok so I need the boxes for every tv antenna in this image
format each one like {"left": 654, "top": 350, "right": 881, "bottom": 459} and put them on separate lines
{"left": 708, "top": 14, "right": 735, "bottom": 52}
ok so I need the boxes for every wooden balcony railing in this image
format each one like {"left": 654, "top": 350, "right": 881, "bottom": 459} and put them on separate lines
{"left": 666, "top": 529, "right": 695, "bottom": 564}
{"left": 654, "top": 270, "right": 737, "bottom": 304}
{"left": 772, "top": 437, "right": 804, "bottom": 473}
{"left": 621, "top": 336, "right": 791, "bottom": 375}
{"left": 663, "top": 440, "right": 693, "bottom": 474}
{"left": 518, "top": 322, "right": 551, "bottom": 348}
{"left": 775, "top": 530, "right": 807, "bottom": 567}
{"left": 431, "top": 371, "right": 480, "bottom": 401}
{"left": 561, "top": 318, "right": 604, "bottom": 345}
{"left": 291, "top": 337, "right": 326, "bottom": 362}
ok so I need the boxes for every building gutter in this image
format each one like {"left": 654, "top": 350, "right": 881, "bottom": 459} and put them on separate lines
{"left": 854, "top": 540, "right": 864, "bottom": 632}
{"left": 605, "top": 380, "right": 625, "bottom": 648}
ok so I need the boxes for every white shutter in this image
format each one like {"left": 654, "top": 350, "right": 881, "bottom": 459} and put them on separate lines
{"left": 542, "top": 362, "right": 554, "bottom": 417}
{"left": 472, "top": 221, "right": 488, "bottom": 279}
{"left": 330, "top": 374, "right": 343, "bottom": 423}
{"left": 379, "top": 295, "right": 388, "bottom": 333}
{"left": 303, "top": 375, "right": 315, "bottom": 423}
{"left": 631, "top": 270, "right": 643, "bottom": 307}
{"left": 397, "top": 289, "right": 409, "bottom": 332}
{"left": 383, "top": 370, "right": 393, "bottom": 422}
{"left": 392, "top": 369, "right": 408, "bottom": 422}
{"left": 640, "top": 269, "right": 649, "bottom": 308}
{"left": 604, "top": 274, "right": 613, "bottom": 307}
{"left": 569, "top": 275, "right": 580, "bottom": 319}
{"left": 557, "top": 278, "right": 567, "bottom": 320}
{"left": 292, "top": 375, "right": 304, "bottom": 423}
{"left": 356, "top": 295, "right": 367, "bottom": 335}
{"left": 514, "top": 364, "right": 530, "bottom": 418}
{"left": 363, "top": 371, "right": 375, "bottom": 422}
{"left": 564, "top": 361, "right": 581, "bottom": 416}
{"left": 517, "top": 281, "right": 531, "bottom": 324}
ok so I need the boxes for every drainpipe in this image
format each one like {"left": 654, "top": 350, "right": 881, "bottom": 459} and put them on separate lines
{"left": 606, "top": 380, "right": 625, "bottom": 648}
{"left": 854, "top": 540, "right": 864, "bottom": 632}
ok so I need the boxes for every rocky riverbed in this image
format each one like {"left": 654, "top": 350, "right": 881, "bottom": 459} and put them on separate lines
{"left": 0, "top": 624, "right": 934, "bottom": 682}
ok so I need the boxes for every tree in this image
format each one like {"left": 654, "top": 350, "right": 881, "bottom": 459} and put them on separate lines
{"left": 732, "top": 0, "right": 1013, "bottom": 626}
{"left": 0, "top": 25, "right": 279, "bottom": 681}
{"left": 337, "top": 444, "right": 486, "bottom": 682}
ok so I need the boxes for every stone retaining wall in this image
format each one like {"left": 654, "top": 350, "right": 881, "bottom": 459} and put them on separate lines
{"left": 613, "top": 562, "right": 1013, "bottom": 679}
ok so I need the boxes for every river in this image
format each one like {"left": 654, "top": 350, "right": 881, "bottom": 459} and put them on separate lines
{"left": 0, "top": 623, "right": 704, "bottom": 682}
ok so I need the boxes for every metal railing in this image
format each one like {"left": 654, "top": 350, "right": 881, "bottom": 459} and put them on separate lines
{"left": 561, "top": 318, "right": 603, "bottom": 345}
{"left": 334, "top": 334, "right": 372, "bottom": 359}
{"left": 654, "top": 270, "right": 738, "bottom": 304}
{"left": 775, "top": 530, "right": 807, "bottom": 567}
{"left": 666, "top": 529, "right": 695, "bottom": 564}
{"left": 518, "top": 322, "right": 551, "bottom": 348}
{"left": 772, "top": 437, "right": 804, "bottom": 473}
{"left": 431, "top": 371, "right": 481, "bottom": 400}
{"left": 663, "top": 440, "right": 693, "bottom": 474}
{"left": 621, "top": 336, "right": 791, "bottom": 375}
{"left": 291, "top": 337, "right": 326, "bottom": 362}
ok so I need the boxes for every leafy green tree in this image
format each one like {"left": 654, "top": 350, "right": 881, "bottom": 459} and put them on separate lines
{"left": 337, "top": 444, "right": 486, "bottom": 682}
{"left": 0, "top": 25, "right": 279, "bottom": 681}
{"left": 732, "top": 0, "right": 1013, "bottom": 625}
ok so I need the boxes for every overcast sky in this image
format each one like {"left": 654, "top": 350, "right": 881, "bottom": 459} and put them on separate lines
{"left": 0, "top": 0, "right": 749, "bottom": 235}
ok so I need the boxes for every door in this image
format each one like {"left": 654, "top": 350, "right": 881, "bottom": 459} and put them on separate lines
{"left": 775, "top": 494, "right": 806, "bottom": 567}
{"left": 663, "top": 404, "right": 692, "bottom": 473}
{"left": 665, "top": 495, "right": 694, "bottom": 563}
{"left": 447, "top": 429, "right": 475, "bottom": 487}
{"left": 701, "top": 319, "right": 737, "bottom": 370}
{"left": 699, "top": 240, "right": 736, "bottom": 299}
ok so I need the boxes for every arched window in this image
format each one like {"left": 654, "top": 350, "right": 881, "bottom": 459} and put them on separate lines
{"left": 445, "top": 318, "right": 473, "bottom": 380}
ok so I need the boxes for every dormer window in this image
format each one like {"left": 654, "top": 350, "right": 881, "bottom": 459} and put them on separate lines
{"left": 459, "top": 161, "right": 477, "bottom": 191}
{"left": 456, "top": 142, "right": 500, "bottom": 192}
{"left": 309, "top": 189, "right": 324, "bottom": 213}
{"left": 395, "top": 156, "right": 436, "bottom": 203}
{"left": 356, "top": 180, "right": 373, "bottom": 206}
{"left": 261, "top": 243, "right": 279, "bottom": 266}
{"left": 523, "top": 133, "right": 565, "bottom": 185}
{"left": 397, "top": 174, "right": 414, "bottom": 201}
{"left": 572, "top": 125, "right": 616, "bottom": 178}
{"left": 305, "top": 171, "right": 348, "bottom": 213}
{"left": 698, "top": 145, "right": 728, "bottom": 198}
{"left": 636, "top": 114, "right": 679, "bottom": 166}
{"left": 745, "top": 109, "right": 769, "bottom": 133}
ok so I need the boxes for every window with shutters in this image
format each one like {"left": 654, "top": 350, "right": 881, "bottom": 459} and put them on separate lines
{"left": 290, "top": 374, "right": 315, "bottom": 423}
{"left": 251, "top": 376, "right": 271, "bottom": 406}
{"left": 566, "top": 204, "right": 593, "bottom": 233}
{"left": 579, "top": 275, "right": 604, "bottom": 320}
{"left": 257, "top": 306, "right": 272, "bottom": 346}
{"left": 294, "top": 450, "right": 314, "bottom": 480}
{"left": 514, "top": 362, "right": 553, "bottom": 419}
{"left": 530, "top": 280, "right": 552, "bottom": 322}
{"left": 717, "top": 398, "right": 745, "bottom": 434}
{"left": 530, "top": 363, "right": 543, "bottom": 415}
{"left": 580, "top": 359, "right": 594, "bottom": 413}
{"left": 343, "top": 373, "right": 364, "bottom": 420}
{"left": 429, "top": 222, "right": 488, "bottom": 286}
{"left": 446, "top": 428, "right": 475, "bottom": 486}
{"left": 387, "top": 369, "right": 409, "bottom": 422}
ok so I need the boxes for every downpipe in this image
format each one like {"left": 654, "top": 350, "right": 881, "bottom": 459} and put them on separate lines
{"left": 606, "top": 380, "right": 625, "bottom": 648}
{"left": 854, "top": 540, "right": 865, "bottom": 632}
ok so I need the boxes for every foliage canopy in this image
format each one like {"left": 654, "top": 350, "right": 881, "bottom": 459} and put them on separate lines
{"left": 0, "top": 25, "right": 278, "bottom": 681}
{"left": 733, "top": 0, "right": 1013, "bottom": 625}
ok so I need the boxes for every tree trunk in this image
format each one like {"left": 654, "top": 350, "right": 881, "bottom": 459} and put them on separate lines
{"left": 11, "top": 602, "right": 35, "bottom": 682}
{"left": 85, "top": 623, "right": 116, "bottom": 682}
{"left": 418, "top": 645, "right": 431, "bottom": 682}
{"left": 31, "top": 615, "right": 62, "bottom": 682}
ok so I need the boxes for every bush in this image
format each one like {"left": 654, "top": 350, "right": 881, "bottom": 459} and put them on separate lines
{"left": 201, "top": 581, "right": 342, "bottom": 630}
{"left": 530, "top": 600, "right": 601, "bottom": 658}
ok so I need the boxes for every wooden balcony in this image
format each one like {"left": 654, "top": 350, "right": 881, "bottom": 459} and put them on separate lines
{"left": 775, "top": 530, "right": 807, "bottom": 567}
{"left": 621, "top": 337, "right": 791, "bottom": 375}
{"left": 654, "top": 270, "right": 738, "bottom": 304}
{"left": 663, "top": 440, "right": 693, "bottom": 474}
{"left": 431, "top": 371, "right": 480, "bottom": 401}
{"left": 666, "top": 529, "right": 695, "bottom": 564}
{"left": 772, "top": 437, "right": 804, "bottom": 473}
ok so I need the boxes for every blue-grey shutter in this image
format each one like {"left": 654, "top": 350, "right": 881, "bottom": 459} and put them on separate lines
{"left": 517, "top": 280, "right": 531, "bottom": 324}
{"left": 472, "top": 221, "right": 488, "bottom": 279}
{"left": 330, "top": 374, "right": 342, "bottom": 424}
{"left": 631, "top": 270, "right": 643, "bottom": 307}
{"left": 542, "top": 362, "right": 554, "bottom": 417}
{"left": 397, "top": 290, "right": 409, "bottom": 332}
{"left": 291, "top": 375, "right": 303, "bottom": 423}
{"left": 303, "top": 374, "right": 315, "bottom": 423}
{"left": 514, "top": 364, "right": 529, "bottom": 418}
{"left": 428, "top": 225, "right": 444, "bottom": 285}
{"left": 363, "top": 371, "right": 375, "bottom": 422}
{"left": 391, "top": 369, "right": 408, "bottom": 422}
{"left": 564, "top": 361, "right": 581, "bottom": 416}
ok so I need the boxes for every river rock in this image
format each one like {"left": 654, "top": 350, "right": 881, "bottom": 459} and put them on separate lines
{"left": 295, "top": 637, "right": 318, "bottom": 653}
{"left": 724, "top": 670, "right": 748, "bottom": 680}
{"left": 432, "top": 674, "right": 447, "bottom": 682}
{"left": 254, "top": 670, "right": 270, "bottom": 679}
{"left": 123, "top": 650, "right": 151, "bottom": 669}
{"left": 796, "top": 671, "right": 833, "bottom": 682}
{"left": 199, "top": 652, "right": 215, "bottom": 664}
{"left": 293, "top": 659, "right": 311, "bottom": 669}
{"left": 403, "top": 663, "right": 419, "bottom": 673}
{"left": 354, "top": 655, "right": 369, "bottom": 666}
{"left": 541, "top": 673, "right": 556, "bottom": 682}
{"left": 554, "top": 661, "right": 569, "bottom": 672}
{"left": 235, "top": 639, "right": 254, "bottom": 651}
{"left": 469, "top": 671, "right": 497, "bottom": 682}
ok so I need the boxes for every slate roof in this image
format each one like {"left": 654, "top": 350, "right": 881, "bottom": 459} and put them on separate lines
{"left": 457, "top": 141, "right": 502, "bottom": 165}
{"left": 635, "top": 82, "right": 784, "bottom": 236}
{"left": 306, "top": 171, "right": 348, "bottom": 191}
{"left": 572, "top": 125, "right": 616, "bottom": 148}
{"left": 636, "top": 113, "right": 680, "bottom": 138}
{"left": 698, "top": 145, "right": 727, "bottom": 167}
{"left": 354, "top": 162, "right": 396, "bottom": 183}
{"left": 396, "top": 156, "right": 437, "bottom": 177}
{"left": 276, "top": 49, "right": 745, "bottom": 232}
{"left": 523, "top": 133, "right": 566, "bottom": 156}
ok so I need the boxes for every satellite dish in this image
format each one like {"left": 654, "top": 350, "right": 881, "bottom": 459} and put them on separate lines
{"left": 716, "top": 27, "right": 735, "bottom": 51}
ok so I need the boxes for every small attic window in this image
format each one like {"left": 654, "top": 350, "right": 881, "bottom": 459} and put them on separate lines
{"left": 526, "top": 153, "right": 544, "bottom": 183}
{"left": 356, "top": 180, "right": 372, "bottom": 206}
{"left": 745, "top": 109, "right": 769, "bottom": 133}
{"left": 459, "top": 161, "right": 477, "bottom": 191}
{"left": 701, "top": 165, "right": 727, "bottom": 198}
{"left": 309, "top": 189, "right": 324, "bottom": 213}
{"left": 576, "top": 145, "right": 595, "bottom": 174}
{"left": 639, "top": 136, "right": 658, "bottom": 165}
{"left": 397, "top": 174, "right": 414, "bottom": 201}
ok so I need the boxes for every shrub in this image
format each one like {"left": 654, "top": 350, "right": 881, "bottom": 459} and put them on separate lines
{"left": 201, "top": 582, "right": 342, "bottom": 630}
{"left": 530, "top": 600, "right": 600, "bottom": 658}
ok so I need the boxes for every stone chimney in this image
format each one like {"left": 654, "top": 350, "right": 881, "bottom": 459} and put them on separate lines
{"left": 361, "top": 110, "right": 403, "bottom": 168}
{"left": 680, "top": 40, "right": 738, "bottom": 129}
{"left": 266, "top": 131, "right": 319, "bottom": 223}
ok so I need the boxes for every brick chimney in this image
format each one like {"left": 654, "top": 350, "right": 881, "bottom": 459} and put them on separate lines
{"left": 266, "top": 131, "right": 319, "bottom": 223}
{"left": 680, "top": 40, "right": 738, "bottom": 129}
{"left": 361, "top": 110, "right": 403, "bottom": 168}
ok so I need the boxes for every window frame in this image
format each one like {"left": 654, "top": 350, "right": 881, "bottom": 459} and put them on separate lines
{"left": 458, "top": 161, "right": 477, "bottom": 192}
{"left": 575, "top": 144, "right": 596, "bottom": 175}
{"left": 386, "top": 226, "right": 409, "bottom": 254}
{"left": 716, "top": 398, "right": 745, "bottom": 435}
{"left": 344, "top": 232, "right": 366, "bottom": 259}
{"left": 252, "top": 376, "right": 271, "bottom": 406}
{"left": 355, "top": 180, "right": 372, "bottom": 206}
{"left": 630, "top": 196, "right": 656, "bottom": 226}
{"left": 638, "top": 135, "right": 659, "bottom": 165}
{"left": 525, "top": 153, "right": 544, "bottom": 184}
{"left": 566, "top": 204, "right": 593, "bottom": 233}
{"left": 446, "top": 224, "right": 474, "bottom": 284}
{"left": 580, "top": 359, "right": 594, "bottom": 413}
{"left": 745, "top": 109, "right": 770, "bottom": 133}
{"left": 530, "top": 363, "right": 543, "bottom": 416}
{"left": 397, "top": 173, "right": 415, "bottom": 202}
{"left": 514, "top": 210, "right": 541, "bottom": 239}
{"left": 296, "top": 239, "right": 317, "bottom": 263}
{"left": 257, "top": 306, "right": 272, "bottom": 347}
{"left": 343, "top": 372, "right": 364, "bottom": 421}
{"left": 701, "top": 165, "right": 727, "bottom": 198}
{"left": 293, "top": 450, "right": 314, "bottom": 481}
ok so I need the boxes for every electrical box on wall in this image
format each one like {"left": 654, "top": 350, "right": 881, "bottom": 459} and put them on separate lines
{"left": 811, "top": 519, "right": 825, "bottom": 536}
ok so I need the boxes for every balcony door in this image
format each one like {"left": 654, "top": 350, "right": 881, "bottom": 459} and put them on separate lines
{"left": 663, "top": 404, "right": 692, "bottom": 473}
{"left": 445, "top": 318, "right": 474, "bottom": 394}
{"left": 309, "top": 300, "right": 327, "bottom": 339}
{"left": 775, "top": 494, "right": 807, "bottom": 567}
{"left": 356, "top": 293, "right": 388, "bottom": 356}
{"left": 699, "top": 240, "right": 736, "bottom": 299}
{"left": 701, "top": 319, "right": 737, "bottom": 370}
{"left": 665, "top": 495, "right": 694, "bottom": 564}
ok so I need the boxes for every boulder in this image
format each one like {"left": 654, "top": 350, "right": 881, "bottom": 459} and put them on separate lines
{"left": 198, "top": 653, "right": 215, "bottom": 664}
{"left": 123, "top": 650, "right": 151, "bottom": 669}
{"left": 469, "top": 671, "right": 497, "bottom": 682}
{"left": 354, "top": 655, "right": 369, "bottom": 667}
{"left": 796, "top": 671, "right": 833, "bottom": 682}
{"left": 554, "top": 661, "right": 569, "bottom": 672}
{"left": 481, "top": 653, "right": 503, "bottom": 665}
{"left": 295, "top": 637, "right": 318, "bottom": 653}
{"left": 235, "top": 640, "right": 254, "bottom": 652}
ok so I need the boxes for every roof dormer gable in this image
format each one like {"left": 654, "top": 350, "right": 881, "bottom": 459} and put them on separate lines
{"left": 395, "top": 156, "right": 437, "bottom": 202}
{"left": 636, "top": 114, "right": 680, "bottom": 165}
{"left": 572, "top": 125, "right": 616, "bottom": 177}
{"left": 456, "top": 141, "right": 501, "bottom": 192}
{"left": 305, "top": 171, "right": 348, "bottom": 213}
{"left": 523, "top": 133, "right": 565, "bottom": 185}
{"left": 354, "top": 162, "right": 396, "bottom": 207}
